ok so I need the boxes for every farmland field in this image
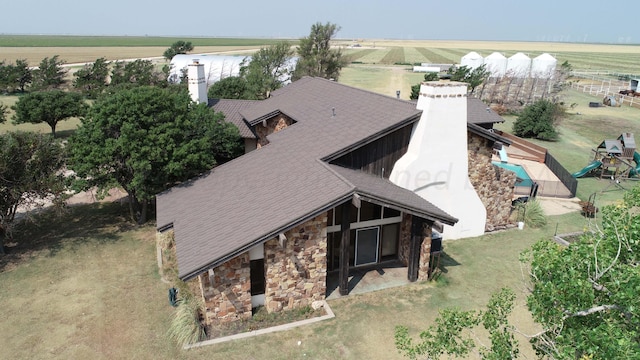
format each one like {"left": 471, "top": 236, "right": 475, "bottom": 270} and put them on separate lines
{"left": 1, "top": 36, "right": 639, "bottom": 74}
{"left": 2, "top": 35, "right": 640, "bottom": 359}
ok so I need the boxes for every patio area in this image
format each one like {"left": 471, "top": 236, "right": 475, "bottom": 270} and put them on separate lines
{"left": 325, "top": 261, "right": 412, "bottom": 299}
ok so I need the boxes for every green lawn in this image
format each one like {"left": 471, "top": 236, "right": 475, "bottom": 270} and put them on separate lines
{"left": 493, "top": 88, "right": 640, "bottom": 205}
{"left": 2, "top": 42, "right": 639, "bottom": 358}
{"left": 0, "top": 200, "right": 590, "bottom": 359}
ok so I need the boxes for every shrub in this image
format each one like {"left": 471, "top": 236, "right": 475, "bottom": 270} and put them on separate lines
{"left": 512, "top": 99, "right": 565, "bottom": 141}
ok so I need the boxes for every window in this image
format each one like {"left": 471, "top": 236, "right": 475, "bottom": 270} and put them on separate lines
{"left": 250, "top": 259, "right": 265, "bottom": 295}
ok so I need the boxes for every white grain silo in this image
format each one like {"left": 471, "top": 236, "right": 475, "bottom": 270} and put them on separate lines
{"left": 506, "top": 52, "right": 531, "bottom": 78}
{"left": 531, "top": 53, "right": 557, "bottom": 78}
{"left": 460, "top": 51, "right": 484, "bottom": 70}
{"left": 484, "top": 52, "right": 507, "bottom": 77}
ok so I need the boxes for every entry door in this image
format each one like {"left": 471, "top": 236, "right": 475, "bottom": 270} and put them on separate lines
{"left": 355, "top": 227, "right": 379, "bottom": 266}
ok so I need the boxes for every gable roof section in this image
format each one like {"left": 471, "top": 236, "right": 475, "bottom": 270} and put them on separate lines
{"left": 209, "top": 98, "right": 258, "bottom": 139}
{"left": 327, "top": 165, "right": 457, "bottom": 225}
{"left": 157, "top": 77, "right": 455, "bottom": 280}
{"left": 467, "top": 98, "right": 504, "bottom": 125}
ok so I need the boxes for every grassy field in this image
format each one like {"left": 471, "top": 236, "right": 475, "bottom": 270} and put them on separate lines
{"left": 0, "top": 201, "right": 587, "bottom": 359}
{"left": 1, "top": 37, "right": 638, "bottom": 358}
{"left": 2, "top": 36, "right": 640, "bottom": 73}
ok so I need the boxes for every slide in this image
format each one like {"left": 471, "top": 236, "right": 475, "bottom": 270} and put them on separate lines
{"left": 631, "top": 151, "right": 640, "bottom": 177}
{"left": 572, "top": 160, "right": 602, "bottom": 178}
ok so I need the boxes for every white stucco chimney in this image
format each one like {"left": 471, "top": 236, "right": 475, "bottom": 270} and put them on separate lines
{"left": 188, "top": 60, "right": 207, "bottom": 104}
{"left": 389, "top": 81, "right": 486, "bottom": 239}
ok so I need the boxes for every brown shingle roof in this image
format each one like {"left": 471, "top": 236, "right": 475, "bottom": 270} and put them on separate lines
{"left": 157, "top": 77, "right": 457, "bottom": 280}
{"left": 209, "top": 99, "right": 258, "bottom": 138}
{"left": 327, "top": 165, "right": 457, "bottom": 225}
{"left": 467, "top": 97, "right": 505, "bottom": 125}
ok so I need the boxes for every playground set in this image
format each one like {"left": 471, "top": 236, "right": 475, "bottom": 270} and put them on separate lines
{"left": 573, "top": 133, "right": 640, "bottom": 181}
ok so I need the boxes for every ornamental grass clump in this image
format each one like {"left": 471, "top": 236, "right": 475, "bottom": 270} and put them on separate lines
{"left": 167, "top": 283, "right": 206, "bottom": 346}
{"left": 514, "top": 199, "right": 547, "bottom": 228}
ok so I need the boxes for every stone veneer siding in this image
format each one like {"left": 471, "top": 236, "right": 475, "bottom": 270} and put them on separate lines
{"left": 196, "top": 252, "right": 252, "bottom": 325}
{"left": 467, "top": 132, "right": 516, "bottom": 231}
{"left": 418, "top": 224, "right": 433, "bottom": 280}
{"left": 255, "top": 114, "right": 294, "bottom": 148}
{"left": 398, "top": 213, "right": 412, "bottom": 266}
{"left": 264, "top": 213, "right": 328, "bottom": 313}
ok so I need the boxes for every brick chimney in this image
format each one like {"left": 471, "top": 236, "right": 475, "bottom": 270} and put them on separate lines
{"left": 188, "top": 60, "right": 207, "bottom": 104}
{"left": 390, "top": 81, "right": 486, "bottom": 239}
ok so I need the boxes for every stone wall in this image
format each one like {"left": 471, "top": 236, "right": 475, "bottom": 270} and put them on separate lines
{"left": 467, "top": 132, "right": 516, "bottom": 231}
{"left": 264, "top": 213, "right": 327, "bottom": 313}
{"left": 255, "top": 114, "right": 294, "bottom": 148}
{"left": 398, "top": 213, "right": 412, "bottom": 266}
{"left": 197, "top": 252, "right": 252, "bottom": 325}
{"left": 417, "top": 224, "right": 433, "bottom": 281}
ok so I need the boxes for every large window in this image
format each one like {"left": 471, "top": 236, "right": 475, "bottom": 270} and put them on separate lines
{"left": 326, "top": 200, "right": 402, "bottom": 270}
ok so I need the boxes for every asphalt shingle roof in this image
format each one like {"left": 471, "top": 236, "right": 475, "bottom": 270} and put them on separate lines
{"left": 158, "top": 78, "right": 499, "bottom": 280}
{"left": 209, "top": 99, "right": 258, "bottom": 138}
{"left": 467, "top": 98, "right": 505, "bottom": 125}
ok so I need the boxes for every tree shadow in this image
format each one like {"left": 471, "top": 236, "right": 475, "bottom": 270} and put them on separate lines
{"left": 1, "top": 201, "right": 142, "bottom": 272}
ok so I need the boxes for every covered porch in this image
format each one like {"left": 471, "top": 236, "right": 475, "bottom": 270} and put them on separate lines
{"left": 324, "top": 199, "right": 444, "bottom": 298}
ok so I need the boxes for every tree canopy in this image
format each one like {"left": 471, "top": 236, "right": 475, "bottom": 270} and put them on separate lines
{"left": 73, "top": 57, "right": 110, "bottom": 98}
{"left": 163, "top": 41, "right": 194, "bottom": 61}
{"left": 512, "top": 99, "right": 564, "bottom": 141}
{"left": 67, "top": 86, "right": 243, "bottom": 224}
{"left": 448, "top": 64, "right": 490, "bottom": 94}
{"left": 207, "top": 76, "right": 248, "bottom": 99}
{"left": 0, "top": 59, "right": 32, "bottom": 93}
{"left": 521, "top": 187, "right": 640, "bottom": 358}
{"left": 396, "top": 186, "right": 640, "bottom": 359}
{"left": 241, "top": 41, "right": 295, "bottom": 99}
{"left": 12, "top": 90, "right": 88, "bottom": 137}
{"left": 410, "top": 72, "right": 440, "bottom": 100}
{"left": 0, "top": 131, "right": 66, "bottom": 254}
{"left": 110, "top": 59, "right": 167, "bottom": 88}
{"left": 31, "top": 55, "right": 67, "bottom": 91}
{"left": 0, "top": 103, "right": 6, "bottom": 123}
{"left": 293, "top": 22, "right": 347, "bottom": 81}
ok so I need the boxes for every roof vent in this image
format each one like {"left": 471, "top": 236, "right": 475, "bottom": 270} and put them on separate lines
{"left": 332, "top": 107, "right": 336, "bottom": 117}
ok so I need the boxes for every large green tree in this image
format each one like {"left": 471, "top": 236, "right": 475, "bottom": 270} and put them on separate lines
{"left": 110, "top": 59, "right": 166, "bottom": 87}
{"left": 512, "top": 99, "right": 564, "bottom": 141}
{"left": 241, "top": 41, "right": 295, "bottom": 99}
{"left": 163, "top": 40, "right": 194, "bottom": 61}
{"left": 521, "top": 187, "right": 640, "bottom": 358}
{"left": 448, "top": 64, "right": 490, "bottom": 95}
{"left": 12, "top": 90, "right": 88, "bottom": 137}
{"left": 67, "top": 86, "right": 243, "bottom": 224}
{"left": 293, "top": 22, "right": 347, "bottom": 81}
{"left": 0, "top": 131, "right": 66, "bottom": 254}
{"left": 0, "top": 103, "right": 6, "bottom": 123}
{"left": 0, "top": 59, "right": 32, "bottom": 93}
{"left": 73, "top": 57, "right": 110, "bottom": 98}
{"left": 31, "top": 55, "right": 67, "bottom": 90}
{"left": 207, "top": 76, "right": 248, "bottom": 99}
{"left": 410, "top": 72, "right": 440, "bottom": 100}
{"left": 396, "top": 186, "right": 640, "bottom": 359}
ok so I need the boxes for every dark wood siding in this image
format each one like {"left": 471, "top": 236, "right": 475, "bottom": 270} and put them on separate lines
{"left": 330, "top": 124, "right": 413, "bottom": 179}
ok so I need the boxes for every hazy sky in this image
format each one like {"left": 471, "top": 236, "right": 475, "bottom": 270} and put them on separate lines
{"left": 2, "top": 0, "right": 637, "bottom": 44}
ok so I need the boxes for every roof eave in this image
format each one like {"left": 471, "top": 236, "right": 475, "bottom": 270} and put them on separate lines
{"left": 178, "top": 192, "right": 354, "bottom": 281}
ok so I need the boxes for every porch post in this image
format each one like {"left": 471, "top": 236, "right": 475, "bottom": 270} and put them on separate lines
{"left": 408, "top": 216, "right": 425, "bottom": 282}
{"left": 339, "top": 203, "right": 351, "bottom": 295}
